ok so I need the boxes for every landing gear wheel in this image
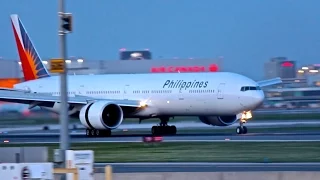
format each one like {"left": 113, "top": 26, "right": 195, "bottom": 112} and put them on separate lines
{"left": 95, "top": 129, "right": 100, "bottom": 136}
{"left": 151, "top": 117, "right": 177, "bottom": 136}
{"left": 151, "top": 126, "right": 157, "bottom": 135}
{"left": 151, "top": 125, "right": 177, "bottom": 136}
{"left": 86, "top": 129, "right": 111, "bottom": 137}
{"left": 242, "top": 126, "right": 248, "bottom": 134}
{"left": 236, "top": 126, "right": 242, "bottom": 134}
{"left": 100, "top": 129, "right": 111, "bottom": 137}
{"left": 170, "top": 126, "right": 177, "bottom": 135}
{"left": 236, "top": 126, "right": 248, "bottom": 134}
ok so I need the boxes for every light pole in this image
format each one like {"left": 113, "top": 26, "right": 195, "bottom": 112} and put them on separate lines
{"left": 58, "top": 0, "right": 72, "bottom": 178}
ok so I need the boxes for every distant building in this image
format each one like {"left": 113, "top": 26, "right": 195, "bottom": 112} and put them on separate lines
{"left": 0, "top": 59, "right": 21, "bottom": 78}
{"left": 295, "top": 64, "right": 320, "bottom": 86}
{"left": 0, "top": 57, "right": 222, "bottom": 80}
{"left": 264, "top": 57, "right": 296, "bottom": 79}
{"left": 119, "top": 49, "right": 152, "bottom": 60}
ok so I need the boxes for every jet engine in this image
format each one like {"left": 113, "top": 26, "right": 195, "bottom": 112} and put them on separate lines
{"left": 198, "top": 115, "right": 238, "bottom": 126}
{"left": 79, "top": 101, "right": 124, "bottom": 129}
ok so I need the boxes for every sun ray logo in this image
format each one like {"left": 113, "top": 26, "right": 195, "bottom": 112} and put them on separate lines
{"left": 11, "top": 14, "right": 50, "bottom": 81}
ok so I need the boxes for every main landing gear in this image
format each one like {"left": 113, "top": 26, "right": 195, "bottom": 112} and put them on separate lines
{"left": 236, "top": 111, "right": 251, "bottom": 134}
{"left": 85, "top": 129, "right": 111, "bottom": 137}
{"left": 151, "top": 117, "right": 177, "bottom": 136}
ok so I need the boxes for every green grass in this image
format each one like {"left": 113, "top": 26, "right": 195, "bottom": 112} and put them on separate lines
{"left": 2, "top": 142, "right": 320, "bottom": 162}
{"left": 0, "top": 113, "right": 320, "bottom": 127}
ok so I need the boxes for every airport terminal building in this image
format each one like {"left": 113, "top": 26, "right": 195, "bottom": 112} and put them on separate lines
{"left": 2, "top": 50, "right": 320, "bottom": 89}
{"left": 0, "top": 50, "right": 222, "bottom": 87}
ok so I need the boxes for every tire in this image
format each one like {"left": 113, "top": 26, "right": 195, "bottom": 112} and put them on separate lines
{"left": 242, "top": 126, "right": 248, "bottom": 134}
{"left": 236, "top": 126, "right": 243, "bottom": 134}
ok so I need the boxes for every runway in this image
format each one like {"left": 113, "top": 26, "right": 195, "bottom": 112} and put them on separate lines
{"left": 1, "top": 132, "right": 320, "bottom": 144}
{"left": 1, "top": 119, "right": 320, "bottom": 143}
{"left": 1, "top": 120, "right": 320, "bottom": 133}
{"left": 93, "top": 163, "right": 320, "bottom": 173}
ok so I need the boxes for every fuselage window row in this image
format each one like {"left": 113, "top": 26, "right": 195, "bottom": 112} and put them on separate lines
{"left": 50, "top": 92, "right": 76, "bottom": 95}
{"left": 49, "top": 89, "right": 215, "bottom": 95}
{"left": 132, "top": 90, "right": 174, "bottom": 94}
{"left": 189, "top": 89, "right": 215, "bottom": 93}
{"left": 86, "top": 91, "right": 121, "bottom": 94}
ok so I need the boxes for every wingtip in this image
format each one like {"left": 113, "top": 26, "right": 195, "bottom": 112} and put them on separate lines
{"left": 276, "top": 77, "right": 282, "bottom": 82}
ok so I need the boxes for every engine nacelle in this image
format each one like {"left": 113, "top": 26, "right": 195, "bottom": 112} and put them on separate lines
{"left": 199, "top": 115, "right": 238, "bottom": 126}
{"left": 79, "top": 101, "right": 124, "bottom": 130}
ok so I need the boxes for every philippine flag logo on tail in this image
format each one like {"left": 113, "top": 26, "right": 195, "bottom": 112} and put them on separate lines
{"left": 10, "top": 14, "right": 50, "bottom": 81}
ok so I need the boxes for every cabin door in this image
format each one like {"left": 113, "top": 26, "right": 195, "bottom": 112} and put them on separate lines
{"left": 178, "top": 89, "right": 184, "bottom": 101}
{"left": 77, "top": 85, "right": 86, "bottom": 96}
{"left": 123, "top": 85, "right": 130, "bottom": 100}
{"left": 217, "top": 83, "right": 225, "bottom": 99}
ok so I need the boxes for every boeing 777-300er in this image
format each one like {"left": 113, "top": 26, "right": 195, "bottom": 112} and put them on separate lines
{"left": 0, "top": 14, "right": 282, "bottom": 137}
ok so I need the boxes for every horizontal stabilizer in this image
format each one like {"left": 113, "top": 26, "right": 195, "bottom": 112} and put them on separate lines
{"left": 257, "top": 77, "right": 282, "bottom": 87}
{"left": 0, "top": 87, "right": 30, "bottom": 92}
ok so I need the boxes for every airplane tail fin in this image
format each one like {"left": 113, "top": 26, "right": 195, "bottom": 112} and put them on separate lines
{"left": 10, "top": 14, "right": 50, "bottom": 81}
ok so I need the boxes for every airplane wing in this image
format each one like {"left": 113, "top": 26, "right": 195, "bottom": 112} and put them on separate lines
{"left": 257, "top": 77, "right": 282, "bottom": 87}
{"left": 0, "top": 90, "right": 143, "bottom": 108}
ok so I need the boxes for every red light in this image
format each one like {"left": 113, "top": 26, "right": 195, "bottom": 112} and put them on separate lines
{"left": 281, "top": 61, "right": 294, "bottom": 67}
{"left": 209, "top": 64, "right": 219, "bottom": 72}
{"left": 150, "top": 64, "right": 219, "bottom": 73}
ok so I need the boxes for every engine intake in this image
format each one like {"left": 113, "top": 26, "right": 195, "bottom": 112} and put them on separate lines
{"left": 199, "top": 115, "right": 238, "bottom": 126}
{"left": 79, "top": 101, "right": 124, "bottom": 129}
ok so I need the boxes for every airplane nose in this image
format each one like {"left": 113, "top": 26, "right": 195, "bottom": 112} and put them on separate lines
{"left": 251, "top": 92, "right": 264, "bottom": 109}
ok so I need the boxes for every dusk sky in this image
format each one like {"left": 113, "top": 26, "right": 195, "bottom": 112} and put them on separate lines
{"left": 1, "top": 0, "right": 320, "bottom": 80}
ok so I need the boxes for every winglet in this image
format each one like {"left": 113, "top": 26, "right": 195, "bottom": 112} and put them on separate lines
{"left": 10, "top": 14, "right": 50, "bottom": 81}
{"left": 257, "top": 77, "right": 282, "bottom": 87}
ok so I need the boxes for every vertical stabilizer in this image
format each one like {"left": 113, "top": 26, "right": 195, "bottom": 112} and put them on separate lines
{"left": 10, "top": 14, "right": 50, "bottom": 81}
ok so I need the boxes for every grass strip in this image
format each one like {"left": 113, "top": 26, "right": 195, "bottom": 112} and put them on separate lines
{"left": 2, "top": 142, "right": 320, "bottom": 163}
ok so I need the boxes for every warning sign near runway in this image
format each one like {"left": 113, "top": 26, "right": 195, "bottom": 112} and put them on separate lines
{"left": 50, "top": 58, "right": 65, "bottom": 73}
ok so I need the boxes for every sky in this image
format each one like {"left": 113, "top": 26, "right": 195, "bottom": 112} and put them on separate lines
{"left": 1, "top": 0, "right": 320, "bottom": 80}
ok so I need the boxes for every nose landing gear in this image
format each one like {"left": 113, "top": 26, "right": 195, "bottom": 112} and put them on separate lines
{"left": 236, "top": 120, "right": 248, "bottom": 134}
{"left": 236, "top": 111, "right": 251, "bottom": 134}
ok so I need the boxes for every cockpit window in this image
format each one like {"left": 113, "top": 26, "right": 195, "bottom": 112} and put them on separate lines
{"left": 240, "top": 86, "right": 261, "bottom": 91}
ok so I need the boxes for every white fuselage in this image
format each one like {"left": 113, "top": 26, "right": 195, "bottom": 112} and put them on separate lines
{"left": 13, "top": 72, "right": 264, "bottom": 117}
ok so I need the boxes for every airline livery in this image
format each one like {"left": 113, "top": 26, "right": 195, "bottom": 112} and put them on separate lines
{"left": 0, "top": 14, "right": 282, "bottom": 137}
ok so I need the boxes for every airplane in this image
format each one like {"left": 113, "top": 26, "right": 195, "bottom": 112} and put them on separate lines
{"left": 0, "top": 14, "right": 282, "bottom": 137}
